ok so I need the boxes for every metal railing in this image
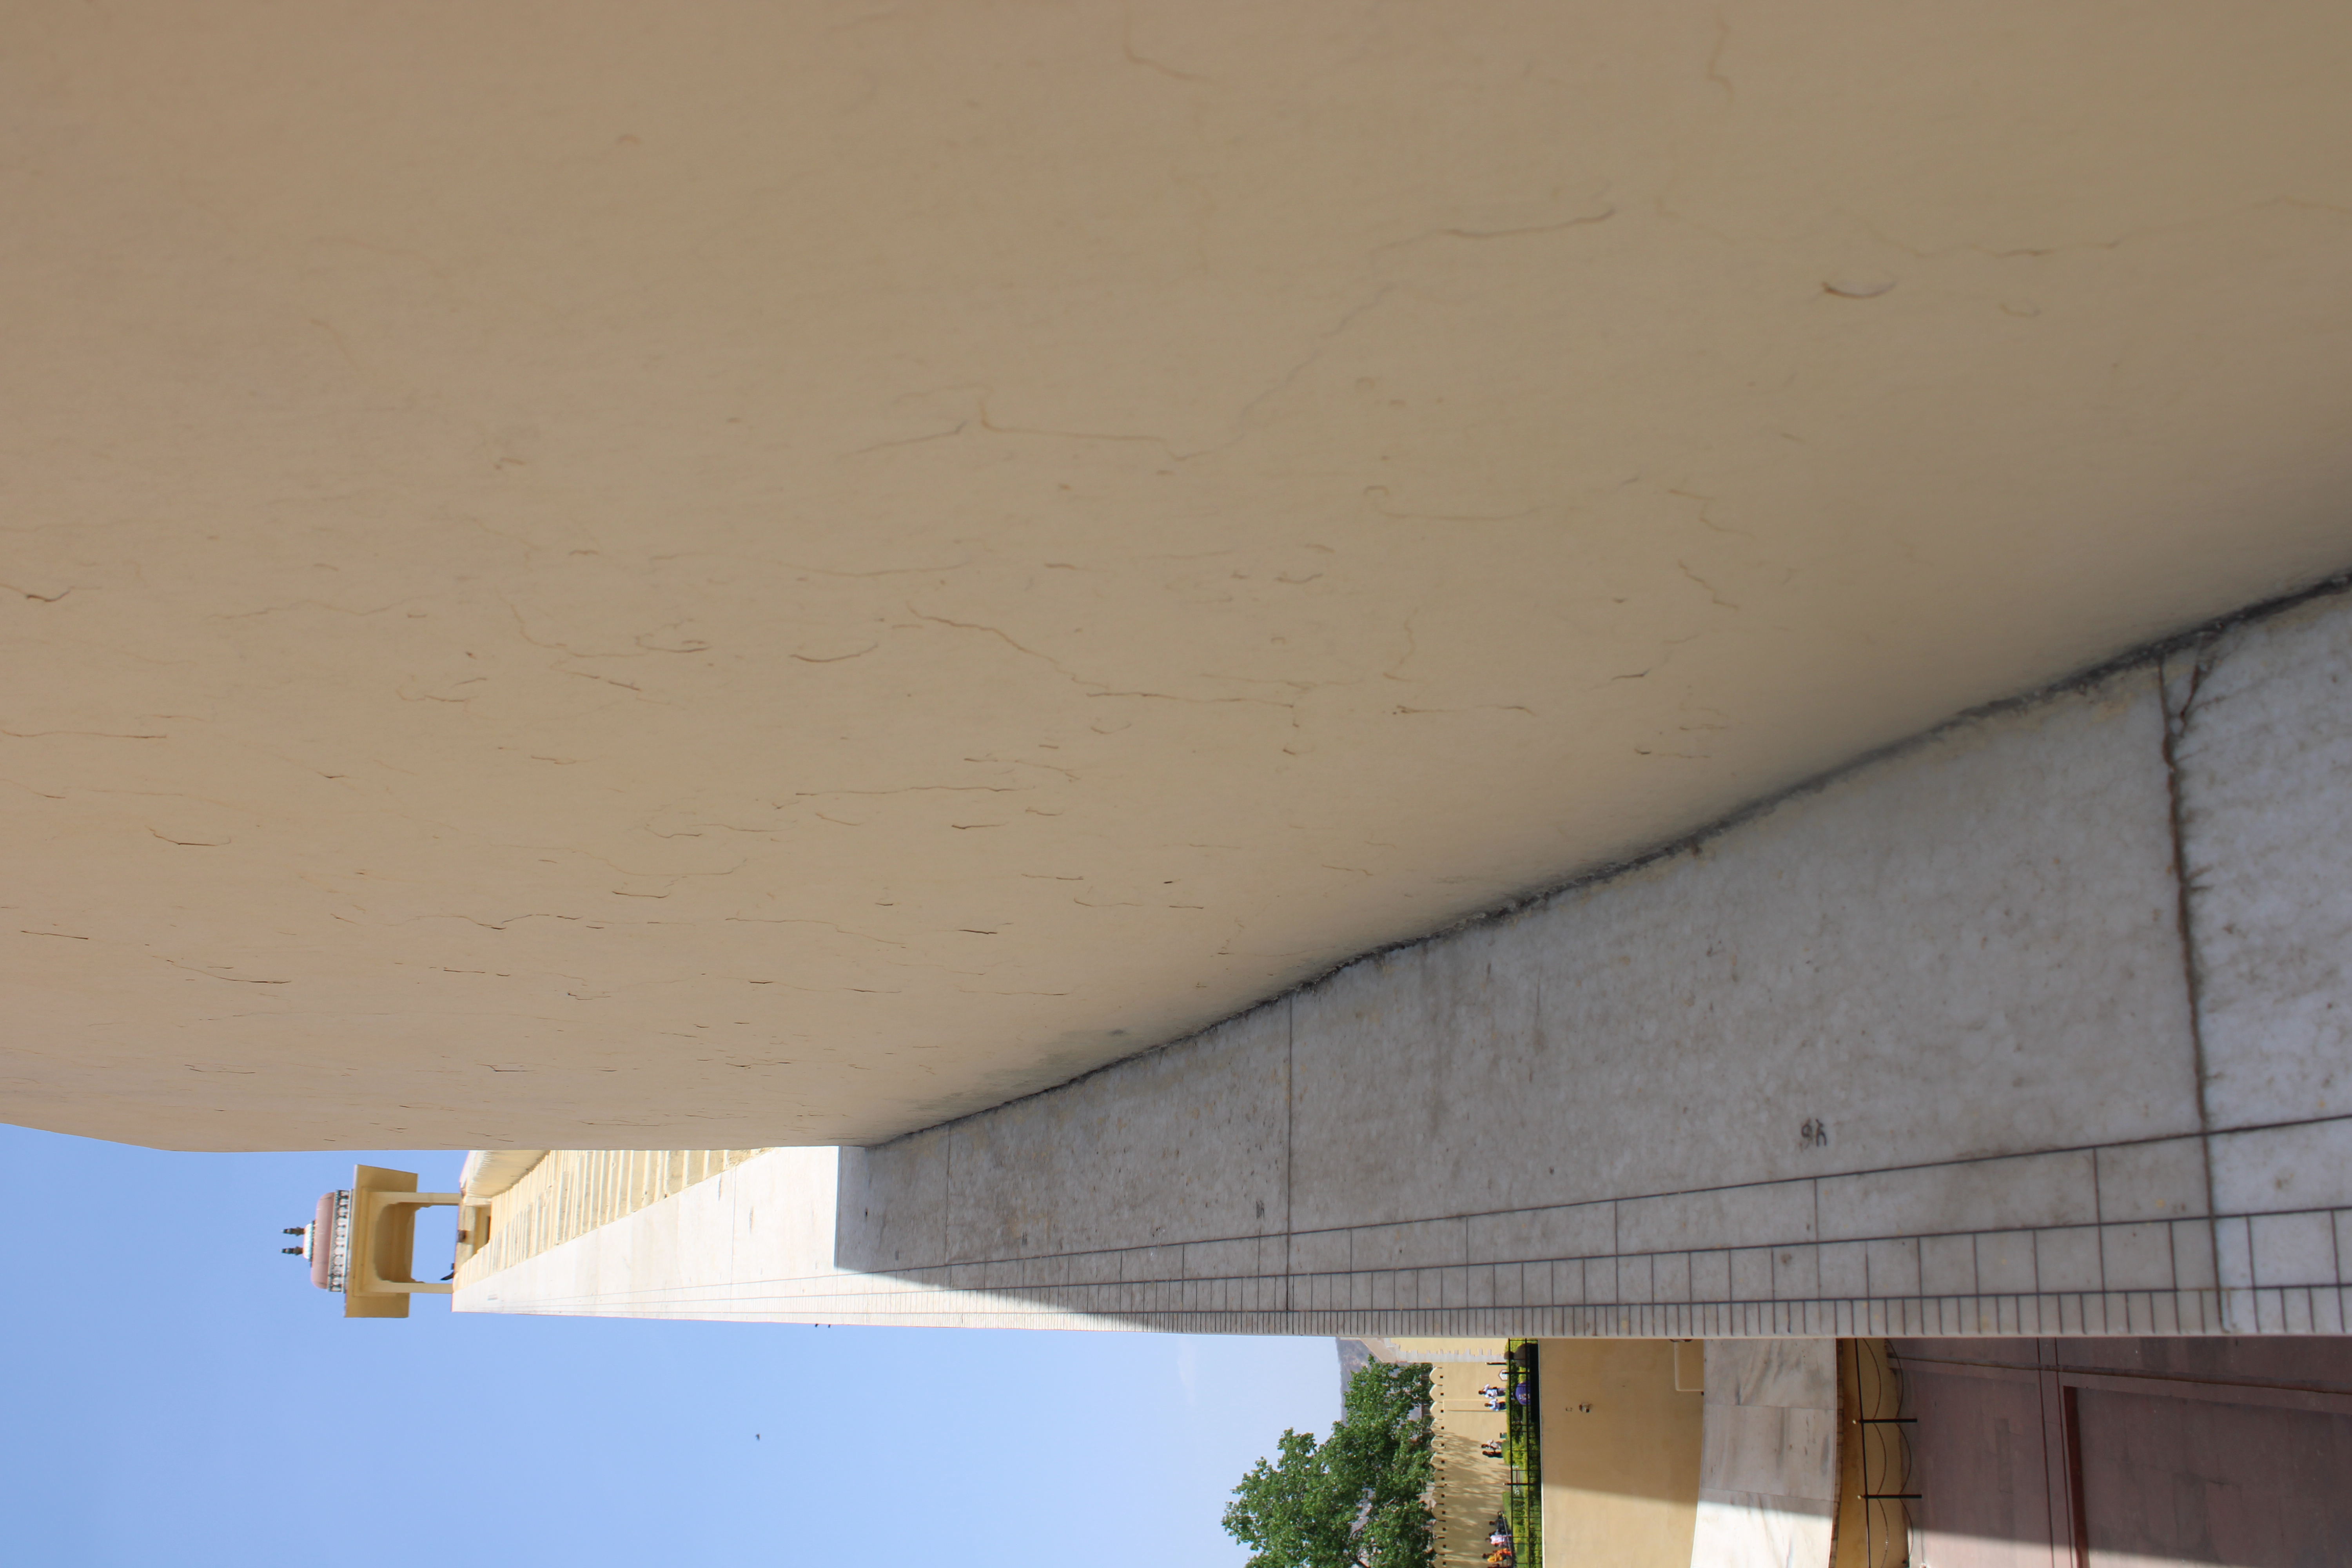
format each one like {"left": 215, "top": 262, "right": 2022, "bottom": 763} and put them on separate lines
{"left": 1845, "top": 1341, "right": 1914, "bottom": 1568}
{"left": 324, "top": 1189, "right": 352, "bottom": 1292}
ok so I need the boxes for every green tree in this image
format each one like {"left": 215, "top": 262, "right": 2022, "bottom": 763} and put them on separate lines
{"left": 1223, "top": 1361, "right": 1434, "bottom": 1568}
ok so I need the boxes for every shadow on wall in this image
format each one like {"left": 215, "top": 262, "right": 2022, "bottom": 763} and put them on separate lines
{"left": 1896, "top": 1337, "right": 2352, "bottom": 1568}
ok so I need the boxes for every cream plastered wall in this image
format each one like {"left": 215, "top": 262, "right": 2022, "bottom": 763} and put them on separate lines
{"left": 7, "top": 1, "right": 2352, "bottom": 1149}
{"left": 1537, "top": 1340, "right": 1703, "bottom": 1568}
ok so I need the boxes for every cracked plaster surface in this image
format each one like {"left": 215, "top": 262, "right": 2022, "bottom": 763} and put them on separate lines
{"left": 7, "top": 0, "right": 2352, "bottom": 1149}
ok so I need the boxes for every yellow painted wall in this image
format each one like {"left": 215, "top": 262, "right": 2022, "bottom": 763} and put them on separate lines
{"left": 1535, "top": 1340, "right": 1703, "bottom": 1568}
{"left": 1393, "top": 1337, "right": 1515, "bottom": 1362}
{"left": 1428, "top": 1360, "right": 1514, "bottom": 1568}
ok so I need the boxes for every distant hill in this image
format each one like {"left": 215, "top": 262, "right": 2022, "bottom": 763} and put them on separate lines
{"left": 1335, "top": 1337, "right": 1376, "bottom": 1394}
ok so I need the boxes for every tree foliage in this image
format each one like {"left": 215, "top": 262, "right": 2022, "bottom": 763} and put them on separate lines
{"left": 1223, "top": 1360, "right": 1434, "bottom": 1568}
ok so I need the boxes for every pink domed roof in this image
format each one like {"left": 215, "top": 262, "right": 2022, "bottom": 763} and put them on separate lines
{"left": 309, "top": 1191, "right": 341, "bottom": 1290}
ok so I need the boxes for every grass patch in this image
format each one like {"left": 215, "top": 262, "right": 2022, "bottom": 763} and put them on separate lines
{"left": 1501, "top": 1340, "right": 1542, "bottom": 1568}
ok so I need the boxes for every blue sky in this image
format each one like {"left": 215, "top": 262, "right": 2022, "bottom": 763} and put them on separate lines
{"left": 0, "top": 1124, "right": 1338, "bottom": 1567}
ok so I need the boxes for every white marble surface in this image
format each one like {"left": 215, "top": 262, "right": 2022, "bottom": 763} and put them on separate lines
{"left": 458, "top": 1143, "right": 2352, "bottom": 1338}
{"left": 462, "top": 588, "right": 2352, "bottom": 1339}
{"left": 2210, "top": 1114, "right": 2352, "bottom": 1214}
{"left": 2092, "top": 1138, "right": 2210, "bottom": 1221}
{"left": 1816, "top": 1150, "right": 2098, "bottom": 1240}
{"left": 1699, "top": 1405, "right": 1838, "bottom": 1498}
{"left": 2176, "top": 595, "right": 2352, "bottom": 1130}
{"left": 1288, "top": 670, "right": 2197, "bottom": 1230}
{"left": 1688, "top": 1494, "right": 1833, "bottom": 1568}
{"left": 829, "top": 661, "right": 2208, "bottom": 1276}
{"left": 1701, "top": 1341, "right": 1836, "bottom": 1455}
{"left": 1691, "top": 1340, "right": 1837, "bottom": 1568}
{"left": 460, "top": 1146, "right": 1140, "bottom": 1330}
